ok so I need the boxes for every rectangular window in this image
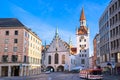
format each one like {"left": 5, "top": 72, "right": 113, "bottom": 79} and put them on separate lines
{"left": 84, "top": 39, "right": 86, "bottom": 42}
{"left": 113, "top": 28, "right": 115, "bottom": 36}
{"left": 115, "top": 14, "right": 118, "bottom": 22}
{"left": 116, "top": 26, "right": 118, "bottom": 35}
{"left": 112, "top": 5, "right": 114, "bottom": 12}
{"left": 13, "top": 47, "right": 17, "bottom": 52}
{"left": 119, "top": 0, "right": 120, "bottom": 7}
{"left": 48, "top": 56, "right": 51, "bottom": 64}
{"left": 12, "top": 55, "right": 18, "bottom": 62}
{"left": 80, "top": 45, "right": 81, "bottom": 47}
{"left": 119, "top": 12, "right": 120, "bottom": 21}
{"left": 4, "top": 39, "right": 9, "bottom": 44}
{"left": 110, "top": 18, "right": 112, "bottom": 26}
{"left": 109, "top": 7, "right": 111, "bottom": 15}
{"left": 80, "top": 50, "right": 81, "bottom": 52}
{"left": 14, "top": 39, "right": 18, "bottom": 43}
{"left": 119, "top": 25, "right": 120, "bottom": 35}
{"left": 117, "top": 39, "right": 119, "bottom": 48}
{"left": 24, "top": 56, "right": 26, "bottom": 62}
{"left": 2, "top": 55, "right": 8, "bottom": 62}
{"left": 115, "top": 2, "right": 117, "bottom": 10}
{"left": 5, "top": 31, "right": 9, "bottom": 35}
{"left": 79, "top": 39, "right": 81, "bottom": 42}
{"left": 79, "top": 54, "right": 81, "bottom": 57}
{"left": 81, "top": 59, "right": 85, "bottom": 64}
{"left": 110, "top": 30, "right": 112, "bottom": 38}
{"left": 111, "top": 42, "right": 113, "bottom": 50}
{"left": 62, "top": 55, "right": 65, "bottom": 64}
{"left": 113, "top": 16, "right": 114, "bottom": 25}
{"left": 85, "top": 54, "right": 87, "bottom": 57}
{"left": 15, "top": 30, "right": 18, "bottom": 35}
{"left": 25, "top": 32, "right": 27, "bottom": 37}
{"left": 4, "top": 47, "right": 8, "bottom": 52}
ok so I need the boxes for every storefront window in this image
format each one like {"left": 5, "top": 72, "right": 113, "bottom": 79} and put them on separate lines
{"left": 117, "top": 53, "right": 120, "bottom": 63}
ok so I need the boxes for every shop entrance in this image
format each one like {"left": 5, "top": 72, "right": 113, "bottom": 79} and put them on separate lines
{"left": 1, "top": 66, "right": 8, "bottom": 77}
{"left": 11, "top": 66, "right": 20, "bottom": 76}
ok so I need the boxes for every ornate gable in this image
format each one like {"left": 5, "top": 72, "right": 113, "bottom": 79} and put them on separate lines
{"left": 70, "top": 47, "right": 77, "bottom": 55}
{"left": 77, "top": 26, "right": 88, "bottom": 35}
{"left": 46, "top": 36, "right": 69, "bottom": 53}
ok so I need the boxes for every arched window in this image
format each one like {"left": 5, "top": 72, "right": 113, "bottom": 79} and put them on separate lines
{"left": 55, "top": 53, "right": 59, "bottom": 64}
{"left": 48, "top": 55, "right": 51, "bottom": 64}
{"left": 62, "top": 55, "right": 65, "bottom": 64}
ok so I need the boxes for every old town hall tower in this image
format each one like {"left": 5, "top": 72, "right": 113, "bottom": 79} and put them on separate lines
{"left": 76, "top": 8, "right": 89, "bottom": 69}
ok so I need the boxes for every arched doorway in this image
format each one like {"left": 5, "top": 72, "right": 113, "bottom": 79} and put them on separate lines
{"left": 57, "top": 65, "right": 64, "bottom": 72}
{"left": 46, "top": 66, "right": 54, "bottom": 72}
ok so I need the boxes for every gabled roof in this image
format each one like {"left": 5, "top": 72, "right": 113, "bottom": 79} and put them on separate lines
{"left": 0, "top": 18, "right": 24, "bottom": 27}
{"left": 70, "top": 47, "right": 77, "bottom": 55}
{"left": 77, "top": 26, "right": 88, "bottom": 35}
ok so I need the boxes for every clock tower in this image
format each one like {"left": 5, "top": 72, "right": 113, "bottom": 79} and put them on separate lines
{"left": 76, "top": 8, "right": 89, "bottom": 69}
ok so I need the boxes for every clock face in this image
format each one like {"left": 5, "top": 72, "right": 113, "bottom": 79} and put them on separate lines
{"left": 81, "top": 36, "right": 84, "bottom": 39}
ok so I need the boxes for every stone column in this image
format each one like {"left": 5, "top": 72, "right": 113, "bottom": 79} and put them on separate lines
{"left": 0, "top": 66, "right": 1, "bottom": 77}
{"left": 20, "top": 67, "right": 23, "bottom": 76}
{"left": 8, "top": 66, "right": 11, "bottom": 77}
{"left": 24, "top": 66, "right": 26, "bottom": 76}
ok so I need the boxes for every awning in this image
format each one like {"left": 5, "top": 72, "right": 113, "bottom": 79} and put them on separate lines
{"left": 107, "top": 62, "right": 111, "bottom": 66}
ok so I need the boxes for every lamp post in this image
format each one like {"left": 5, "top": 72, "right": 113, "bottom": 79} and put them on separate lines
{"left": 110, "top": 57, "right": 116, "bottom": 75}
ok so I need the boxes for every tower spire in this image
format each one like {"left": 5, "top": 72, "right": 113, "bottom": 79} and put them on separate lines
{"left": 79, "top": 7, "right": 86, "bottom": 27}
{"left": 80, "top": 7, "right": 86, "bottom": 21}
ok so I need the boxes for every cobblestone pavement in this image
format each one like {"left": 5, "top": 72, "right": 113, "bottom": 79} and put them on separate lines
{"left": 103, "top": 74, "right": 120, "bottom": 80}
{"left": 0, "top": 72, "right": 120, "bottom": 80}
{"left": 27, "top": 72, "right": 80, "bottom": 80}
{"left": 0, "top": 72, "right": 80, "bottom": 80}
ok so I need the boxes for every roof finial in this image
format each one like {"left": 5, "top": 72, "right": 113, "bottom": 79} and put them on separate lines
{"left": 44, "top": 40, "right": 47, "bottom": 50}
{"left": 69, "top": 36, "right": 72, "bottom": 47}
{"left": 80, "top": 7, "right": 86, "bottom": 21}
{"left": 55, "top": 26, "right": 59, "bottom": 38}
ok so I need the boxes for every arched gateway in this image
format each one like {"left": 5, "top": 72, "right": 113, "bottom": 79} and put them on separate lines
{"left": 46, "top": 66, "right": 54, "bottom": 72}
{"left": 57, "top": 65, "right": 64, "bottom": 72}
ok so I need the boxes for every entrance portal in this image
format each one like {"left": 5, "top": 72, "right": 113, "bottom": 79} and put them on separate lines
{"left": 46, "top": 66, "right": 54, "bottom": 72}
{"left": 1, "top": 66, "right": 8, "bottom": 77}
{"left": 57, "top": 65, "right": 64, "bottom": 72}
{"left": 11, "top": 66, "right": 20, "bottom": 76}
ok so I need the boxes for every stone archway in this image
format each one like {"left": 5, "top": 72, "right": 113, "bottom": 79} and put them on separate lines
{"left": 46, "top": 66, "right": 54, "bottom": 72}
{"left": 57, "top": 65, "right": 64, "bottom": 72}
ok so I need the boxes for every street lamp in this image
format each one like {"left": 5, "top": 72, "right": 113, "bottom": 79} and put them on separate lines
{"left": 110, "top": 57, "right": 116, "bottom": 75}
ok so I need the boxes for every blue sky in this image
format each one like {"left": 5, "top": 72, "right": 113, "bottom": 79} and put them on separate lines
{"left": 0, "top": 0, "right": 110, "bottom": 55}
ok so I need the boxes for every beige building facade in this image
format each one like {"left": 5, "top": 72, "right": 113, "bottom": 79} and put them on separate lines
{"left": 0, "top": 18, "right": 42, "bottom": 77}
